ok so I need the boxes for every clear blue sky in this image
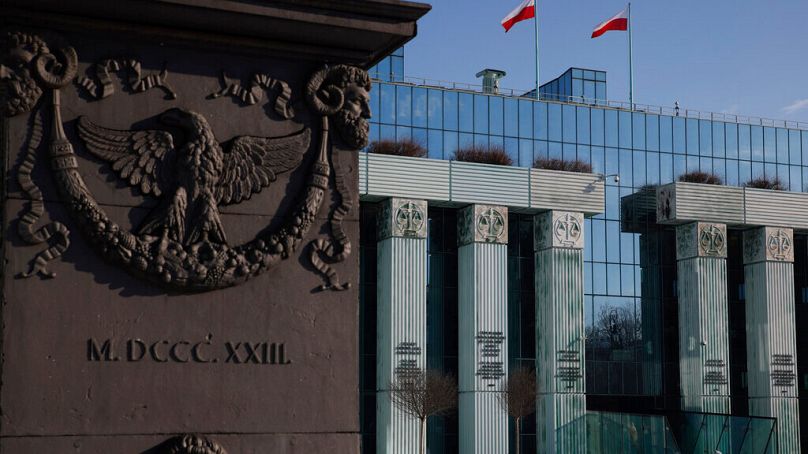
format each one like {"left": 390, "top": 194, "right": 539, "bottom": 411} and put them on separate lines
{"left": 404, "top": 0, "right": 808, "bottom": 123}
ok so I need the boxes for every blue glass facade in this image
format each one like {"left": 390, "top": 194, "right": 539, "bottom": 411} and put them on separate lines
{"left": 361, "top": 50, "right": 808, "bottom": 453}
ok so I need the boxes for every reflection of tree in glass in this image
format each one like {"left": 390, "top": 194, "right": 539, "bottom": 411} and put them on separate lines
{"left": 586, "top": 303, "right": 642, "bottom": 352}
{"left": 390, "top": 369, "right": 457, "bottom": 454}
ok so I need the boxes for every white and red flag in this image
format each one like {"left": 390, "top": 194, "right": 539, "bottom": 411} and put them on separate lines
{"left": 591, "top": 5, "right": 629, "bottom": 38}
{"left": 501, "top": 0, "right": 535, "bottom": 32}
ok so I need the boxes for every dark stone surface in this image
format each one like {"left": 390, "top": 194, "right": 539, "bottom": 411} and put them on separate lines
{"left": 0, "top": 1, "right": 428, "bottom": 451}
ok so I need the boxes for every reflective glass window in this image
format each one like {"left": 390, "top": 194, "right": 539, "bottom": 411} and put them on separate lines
{"left": 739, "top": 160, "right": 752, "bottom": 183}
{"left": 591, "top": 108, "right": 604, "bottom": 146}
{"left": 504, "top": 137, "right": 518, "bottom": 162}
{"left": 563, "top": 143, "right": 576, "bottom": 161}
{"left": 790, "top": 166, "right": 802, "bottom": 192}
{"left": 619, "top": 111, "right": 632, "bottom": 148}
{"left": 578, "top": 145, "right": 591, "bottom": 164}
{"left": 427, "top": 130, "right": 443, "bottom": 160}
{"left": 443, "top": 91, "right": 458, "bottom": 131}
{"left": 520, "top": 99, "right": 533, "bottom": 139}
{"left": 458, "top": 92, "right": 473, "bottom": 133}
{"left": 660, "top": 153, "right": 673, "bottom": 183}
{"left": 505, "top": 98, "right": 519, "bottom": 137}
{"left": 646, "top": 152, "right": 660, "bottom": 185}
{"left": 789, "top": 130, "right": 801, "bottom": 165}
{"left": 549, "top": 142, "right": 562, "bottom": 159}
{"left": 765, "top": 163, "right": 776, "bottom": 179}
{"left": 427, "top": 89, "right": 442, "bottom": 129}
{"left": 396, "top": 85, "right": 412, "bottom": 126}
{"left": 412, "top": 88, "right": 427, "bottom": 128}
{"left": 632, "top": 113, "right": 645, "bottom": 150}
{"left": 591, "top": 146, "right": 605, "bottom": 175}
{"left": 751, "top": 126, "right": 763, "bottom": 161}
{"left": 577, "top": 107, "right": 590, "bottom": 144}
{"left": 474, "top": 134, "right": 488, "bottom": 147}
{"left": 412, "top": 127, "right": 427, "bottom": 148}
{"left": 619, "top": 148, "right": 633, "bottom": 187}
{"left": 700, "top": 157, "right": 712, "bottom": 174}
{"left": 725, "top": 123, "right": 738, "bottom": 159}
{"left": 396, "top": 125, "right": 412, "bottom": 140}
{"left": 607, "top": 221, "right": 620, "bottom": 262}
{"left": 633, "top": 150, "right": 646, "bottom": 187}
{"left": 687, "top": 155, "right": 699, "bottom": 172}
{"left": 659, "top": 115, "right": 672, "bottom": 152}
{"left": 738, "top": 161, "right": 752, "bottom": 181}
{"left": 738, "top": 124, "right": 751, "bottom": 160}
{"left": 620, "top": 231, "right": 634, "bottom": 264}
{"left": 380, "top": 83, "right": 395, "bottom": 124}
{"left": 443, "top": 131, "right": 458, "bottom": 157}
{"left": 686, "top": 118, "right": 699, "bottom": 155}
{"left": 699, "top": 120, "right": 712, "bottom": 157}
{"left": 674, "top": 154, "right": 686, "bottom": 178}
{"left": 593, "top": 263, "right": 607, "bottom": 294}
{"left": 563, "top": 104, "right": 576, "bottom": 143}
{"left": 605, "top": 147, "right": 619, "bottom": 179}
{"left": 459, "top": 132, "right": 474, "bottom": 148}
{"left": 584, "top": 80, "right": 595, "bottom": 102}
{"left": 548, "top": 103, "right": 562, "bottom": 141}
{"left": 373, "top": 57, "right": 390, "bottom": 81}
{"left": 473, "top": 94, "right": 488, "bottom": 134}
{"left": 777, "top": 164, "right": 789, "bottom": 187}
{"left": 726, "top": 159, "right": 739, "bottom": 186}
{"left": 573, "top": 78, "right": 583, "bottom": 100}
{"left": 489, "top": 96, "right": 503, "bottom": 136}
{"left": 535, "top": 140, "right": 548, "bottom": 160}
{"left": 646, "top": 114, "right": 659, "bottom": 151}
{"left": 712, "top": 122, "right": 725, "bottom": 158}
{"left": 673, "top": 117, "right": 686, "bottom": 154}
{"left": 712, "top": 158, "right": 725, "bottom": 182}
{"left": 605, "top": 110, "right": 618, "bottom": 147}
{"left": 752, "top": 162, "right": 764, "bottom": 179}
{"left": 380, "top": 124, "right": 395, "bottom": 140}
{"left": 368, "top": 123, "right": 379, "bottom": 145}
{"left": 763, "top": 127, "right": 776, "bottom": 162}
{"left": 803, "top": 132, "right": 808, "bottom": 166}
{"left": 535, "top": 102, "right": 548, "bottom": 140}
{"left": 391, "top": 56, "right": 403, "bottom": 81}
{"left": 518, "top": 139, "right": 533, "bottom": 167}
{"left": 776, "top": 128, "right": 789, "bottom": 164}
{"left": 595, "top": 82, "right": 606, "bottom": 104}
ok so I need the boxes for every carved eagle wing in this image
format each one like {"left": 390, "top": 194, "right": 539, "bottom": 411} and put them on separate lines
{"left": 215, "top": 128, "right": 311, "bottom": 206}
{"left": 77, "top": 116, "right": 175, "bottom": 197}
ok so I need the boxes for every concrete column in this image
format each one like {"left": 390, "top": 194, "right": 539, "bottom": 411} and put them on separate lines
{"left": 675, "top": 222, "right": 731, "bottom": 414}
{"left": 457, "top": 204, "right": 509, "bottom": 454}
{"left": 534, "top": 211, "right": 587, "bottom": 453}
{"left": 376, "top": 198, "right": 428, "bottom": 454}
{"left": 743, "top": 227, "right": 801, "bottom": 452}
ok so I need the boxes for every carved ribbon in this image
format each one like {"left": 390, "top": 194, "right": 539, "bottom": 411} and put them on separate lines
{"left": 308, "top": 120, "right": 352, "bottom": 291}
{"left": 208, "top": 72, "right": 294, "bottom": 119}
{"left": 15, "top": 103, "right": 70, "bottom": 278}
{"left": 78, "top": 59, "right": 177, "bottom": 100}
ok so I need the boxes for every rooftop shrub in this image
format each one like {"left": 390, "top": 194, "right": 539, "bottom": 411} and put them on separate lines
{"left": 452, "top": 145, "right": 513, "bottom": 166}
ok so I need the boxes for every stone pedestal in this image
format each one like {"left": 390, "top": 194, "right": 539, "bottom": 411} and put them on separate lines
{"left": 743, "top": 227, "right": 801, "bottom": 453}
{"left": 534, "top": 211, "right": 587, "bottom": 453}
{"left": 457, "top": 204, "right": 509, "bottom": 454}
{"left": 675, "top": 222, "right": 731, "bottom": 414}
{"left": 376, "top": 198, "right": 428, "bottom": 454}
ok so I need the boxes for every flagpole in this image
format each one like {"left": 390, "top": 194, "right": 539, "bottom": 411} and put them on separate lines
{"left": 628, "top": 2, "right": 634, "bottom": 109}
{"left": 534, "top": 0, "right": 540, "bottom": 99}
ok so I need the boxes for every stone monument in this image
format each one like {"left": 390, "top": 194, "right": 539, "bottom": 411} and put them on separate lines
{"left": 0, "top": 1, "right": 429, "bottom": 451}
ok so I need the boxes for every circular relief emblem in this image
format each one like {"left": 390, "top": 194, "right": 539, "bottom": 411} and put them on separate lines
{"left": 476, "top": 208, "right": 505, "bottom": 242}
{"left": 395, "top": 201, "right": 425, "bottom": 236}
{"left": 698, "top": 225, "right": 725, "bottom": 256}
{"left": 553, "top": 213, "right": 581, "bottom": 247}
{"left": 767, "top": 229, "right": 792, "bottom": 261}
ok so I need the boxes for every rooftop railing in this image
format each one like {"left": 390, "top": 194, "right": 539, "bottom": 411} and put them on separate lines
{"left": 371, "top": 73, "right": 808, "bottom": 131}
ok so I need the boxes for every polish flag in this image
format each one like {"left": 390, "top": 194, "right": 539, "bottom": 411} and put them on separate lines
{"left": 591, "top": 5, "right": 629, "bottom": 38}
{"left": 501, "top": 0, "right": 535, "bottom": 32}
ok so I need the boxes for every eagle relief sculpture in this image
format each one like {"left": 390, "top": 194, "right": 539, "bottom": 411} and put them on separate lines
{"left": 0, "top": 31, "right": 371, "bottom": 292}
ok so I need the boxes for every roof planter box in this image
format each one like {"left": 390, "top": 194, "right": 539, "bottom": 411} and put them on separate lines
{"left": 656, "top": 181, "right": 808, "bottom": 229}
{"left": 359, "top": 153, "right": 604, "bottom": 216}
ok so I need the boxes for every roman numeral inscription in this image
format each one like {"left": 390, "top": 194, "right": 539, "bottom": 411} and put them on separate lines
{"left": 87, "top": 336, "right": 292, "bottom": 365}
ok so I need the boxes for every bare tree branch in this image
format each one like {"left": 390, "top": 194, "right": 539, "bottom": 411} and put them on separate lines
{"left": 498, "top": 366, "right": 537, "bottom": 420}
{"left": 390, "top": 369, "right": 458, "bottom": 421}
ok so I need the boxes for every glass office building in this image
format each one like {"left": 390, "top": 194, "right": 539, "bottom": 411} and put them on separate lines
{"left": 360, "top": 49, "right": 808, "bottom": 453}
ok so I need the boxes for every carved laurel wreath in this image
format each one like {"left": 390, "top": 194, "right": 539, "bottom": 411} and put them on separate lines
{"left": 2, "top": 31, "right": 369, "bottom": 292}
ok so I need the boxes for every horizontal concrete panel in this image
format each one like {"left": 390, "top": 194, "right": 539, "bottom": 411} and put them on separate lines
{"left": 360, "top": 154, "right": 605, "bottom": 216}
{"left": 744, "top": 188, "right": 808, "bottom": 229}
{"left": 657, "top": 182, "right": 808, "bottom": 230}
{"left": 657, "top": 182, "right": 744, "bottom": 225}
{"left": 450, "top": 161, "right": 530, "bottom": 206}
{"left": 363, "top": 153, "right": 450, "bottom": 200}
{"left": 531, "top": 169, "right": 604, "bottom": 216}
